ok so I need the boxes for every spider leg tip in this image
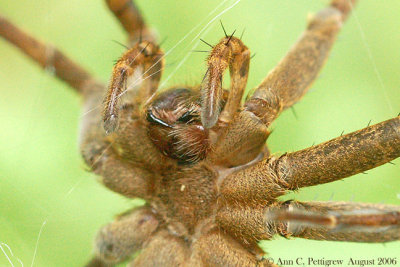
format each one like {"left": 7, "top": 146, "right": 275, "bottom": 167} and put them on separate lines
{"left": 104, "top": 115, "right": 118, "bottom": 135}
{"left": 200, "top": 112, "right": 219, "bottom": 129}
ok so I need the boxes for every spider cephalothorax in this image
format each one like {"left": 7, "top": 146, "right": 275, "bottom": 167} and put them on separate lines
{"left": 1, "top": 0, "right": 399, "bottom": 266}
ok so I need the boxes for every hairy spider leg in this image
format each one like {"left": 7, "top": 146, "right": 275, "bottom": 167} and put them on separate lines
{"left": 105, "top": 0, "right": 156, "bottom": 44}
{"left": 88, "top": 206, "right": 159, "bottom": 266}
{"left": 245, "top": 0, "right": 357, "bottom": 126}
{"left": 271, "top": 201, "right": 400, "bottom": 243}
{"left": 0, "top": 15, "right": 102, "bottom": 94}
{"left": 217, "top": 114, "right": 399, "bottom": 246}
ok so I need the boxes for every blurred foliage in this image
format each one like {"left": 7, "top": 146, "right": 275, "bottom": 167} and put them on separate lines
{"left": 0, "top": 0, "right": 399, "bottom": 266}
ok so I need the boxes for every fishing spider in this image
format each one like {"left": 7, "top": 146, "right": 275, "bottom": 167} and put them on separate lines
{"left": 1, "top": 0, "right": 399, "bottom": 266}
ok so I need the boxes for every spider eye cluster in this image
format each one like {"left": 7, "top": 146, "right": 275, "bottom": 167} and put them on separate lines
{"left": 146, "top": 88, "right": 209, "bottom": 163}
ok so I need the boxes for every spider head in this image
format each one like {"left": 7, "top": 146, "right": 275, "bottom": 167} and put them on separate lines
{"left": 146, "top": 87, "right": 212, "bottom": 163}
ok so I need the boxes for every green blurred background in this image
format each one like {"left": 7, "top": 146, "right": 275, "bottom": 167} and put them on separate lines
{"left": 0, "top": 0, "right": 399, "bottom": 266}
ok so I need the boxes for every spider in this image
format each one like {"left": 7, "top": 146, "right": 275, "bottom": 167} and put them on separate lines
{"left": 1, "top": 0, "right": 399, "bottom": 266}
